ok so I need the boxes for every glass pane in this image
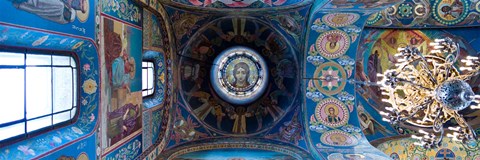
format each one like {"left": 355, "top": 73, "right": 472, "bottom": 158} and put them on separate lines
{"left": 0, "top": 52, "right": 24, "bottom": 65}
{"left": 26, "top": 54, "right": 51, "bottom": 65}
{"left": 53, "top": 111, "right": 71, "bottom": 125}
{"left": 70, "top": 57, "right": 76, "bottom": 67}
{"left": 0, "top": 123, "right": 24, "bottom": 141}
{"left": 53, "top": 68, "right": 72, "bottom": 112}
{"left": 26, "top": 67, "right": 52, "bottom": 119}
{"left": 0, "top": 69, "right": 24, "bottom": 124}
{"left": 70, "top": 107, "right": 77, "bottom": 118}
{"left": 27, "top": 116, "right": 51, "bottom": 132}
{"left": 73, "top": 69, "right": 77, "bottom": 105}
{"left": 142, "top": 91, "right": 147, "bottom": 97}
{"left": 52, "top": 55, "right": 70, "bottom": 65}
{"left": 148, "top": 62, "right": 153, "bottom": 68}
{"left": 148, "top": 68, "right": 154, "bottom": 90}
{"left": 142, "top": 68, "right": 147, "bottom": 90}
{"left": 142, "top": 62, "right": 147, "bottom": 68}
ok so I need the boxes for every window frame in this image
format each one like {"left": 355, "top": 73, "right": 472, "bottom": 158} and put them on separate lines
{"left": 142, "top": 60, "right": 156, "bottom": 98}
{"left": 0, "top": 46, "right": 80, "bottom": 148}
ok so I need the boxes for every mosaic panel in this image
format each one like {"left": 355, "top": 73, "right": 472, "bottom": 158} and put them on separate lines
{"left": 367, "top": 0, "right": 480, "bottom": 27}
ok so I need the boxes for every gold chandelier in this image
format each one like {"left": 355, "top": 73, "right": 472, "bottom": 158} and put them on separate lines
{"left": 376, "top": 37, "right": 480, "bottom": 149}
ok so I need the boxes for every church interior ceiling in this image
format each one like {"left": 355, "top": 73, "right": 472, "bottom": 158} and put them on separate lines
{"left": 0, "top": 0, "right": 480, "bottom": 160}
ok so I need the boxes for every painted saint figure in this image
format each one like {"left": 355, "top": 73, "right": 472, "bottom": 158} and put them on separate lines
{"left": 325, "top": 106, "right": 341, "bottom": 123}
{"left": 103, "top": 20, "right": 140, "bottom": 146}
{"left": 229, "top": 107, "right": 252, "bottom": 134}
{"left": 191, "top": 91, "right": 225, "bottom": 129}
{"left": 9, "top": 0, "right": 87, "bottom": 24}
{"left": 232, "top": 62, "right": 250, "bottom": 88}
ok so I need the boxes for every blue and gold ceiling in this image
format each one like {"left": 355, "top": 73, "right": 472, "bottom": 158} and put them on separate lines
{"left": 1, "top": 0, "right": 480, "bottom": 160}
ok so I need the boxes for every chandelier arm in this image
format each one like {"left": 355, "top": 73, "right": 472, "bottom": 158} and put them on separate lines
{"left": 344, "top": 79, "right": 382, "bottom": 86}
{"left": 432, "top": 108, "right": 444, "bottom": 133}
{"left": 396, "top": 78, "right": 432, "bottom": 91}
{"left": 399, "top": 100, "right": 432, "bottom": 122}
{"left": 445, "top": 61, "right": 453, "bottom": 80}
{"left": 435, "top": 127, "right": 445, "bottom": 148}
{"left": 309, "top": 78, "right": 384, "bottom": 87}
{"left": 417, "top": 57, "right": 439, "bottom": 85}
{"left": 452, "top": 112, "right": 478, "bottom": 142}
{"left": 461, "top": 68, "right": 480, "bottom": 81}
{"left": 466, "top": 123, "right": 478, "bottom": 141}
{"left": 453, "top": 42, "right": 460, "bottom": 63}
{"left": 420, "top": 116, "right": 444, "bottom": 149}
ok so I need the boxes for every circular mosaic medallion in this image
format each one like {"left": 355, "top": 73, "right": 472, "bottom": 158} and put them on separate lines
{"left": 320, "top": 130, "right": 358, "bottom": 146}
{"left": 414, "top": 4, "right": 427, "bottom": 16}
{"left": 474, "top": 155, "right": 480, "bottom": 160}
{"left": 476, "top": 1, "right": 480, "bottom": 12}
{"left": 315, "top": 98, "right": 349, "bottom": 128}
{"left": 386, "top": 6, "right": 398, "bottom": 16}
{"left": 390, "top": 153, "right": 400, "bottom": 160}
{"left": 433, "top": 0, "right": 469, "bottom": 25}
{"left": 322, "top": 13, "right": 360, "bottom": 27}
{"left": 398, "top": 3, "right": 413, "bottom": 18}
{"left": 313, "top": 62, "right": 347, "bottom": 95}
{"left": 327, "top": 153, "right": 344, "bottom": 160}
{"left": 316, "top": 30, "right": 350, "bottom": 59}
{"left": 210, "top": 46, "right": 268, "bottom": 105}
{"left": 344, "top": 154, "right": 366, "bottom": 159}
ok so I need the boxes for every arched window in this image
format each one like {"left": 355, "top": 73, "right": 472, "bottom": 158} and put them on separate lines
{"left": 0, "top": 49, "right": 79, "bottom": 143}
{"left": 142, "top": 61, "right": 155, "bottom": 97}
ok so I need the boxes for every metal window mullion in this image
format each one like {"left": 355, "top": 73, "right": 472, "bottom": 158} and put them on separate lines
{"left": 0, "top": 119, "right": 26, "bottom": 128}
{"left": 26, "top": 65, "right": 72, "bottom": 68}
{"left": 27, "top": 108, "right": 73, "bottom": 122}
{"left": 0, "top": 65, "right": 26, "bottom": 69}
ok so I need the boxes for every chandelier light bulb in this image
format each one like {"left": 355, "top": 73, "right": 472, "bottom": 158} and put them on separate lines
{"left": 448, "top": 127, "right": 461, "bottom": 131}
{"left": 414, "top": 142, "right": 426, "bottom": 146}
{"left": 411, "top": 135, "right": 422, "bottom": 140}
{"left": 379, "top": 111, "right": 390, "bottom": 116}
{"left": 472, "top": 105, "right": 480, "bottom": 109}
{"left": 467, "top": 56, "right": 479, "bottom": 60}
{"left": 382, "top": 117, "right": 391, "bottom": 122}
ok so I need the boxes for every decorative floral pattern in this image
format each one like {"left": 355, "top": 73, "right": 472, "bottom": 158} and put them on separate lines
{"left": 82, "top": 79, "right": 98, "bottom": 95}
{"left": 320, "top": 130, "right": 359, "bottom": 147}
{"left": 377, "top": 138, "right": 480, "bottom": 160}
{"left": 367, "top": 0, "right": 480, "bottom": 27}
{"left": 319, "top": 67, "right": 340, "bottom": 90}
{"left": 102, "top": 0, "right": 142, "bottom": 26}
{"left": 171, "top": 12, "right": 206, "bottom": 42}
{"left": 313, "top": 62, "right": 347, "bottom": 95}
{"left": 304, "top": 8, "right": 399, "bottom": 159}
{"left": 172, "top": 0, "right": 300, "bottom": 8}
{"left": 105, "top": 138, "right": 142, "bottom": 160}
{"left": 143, "top": 51, "right": 166, "bottom": 109}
